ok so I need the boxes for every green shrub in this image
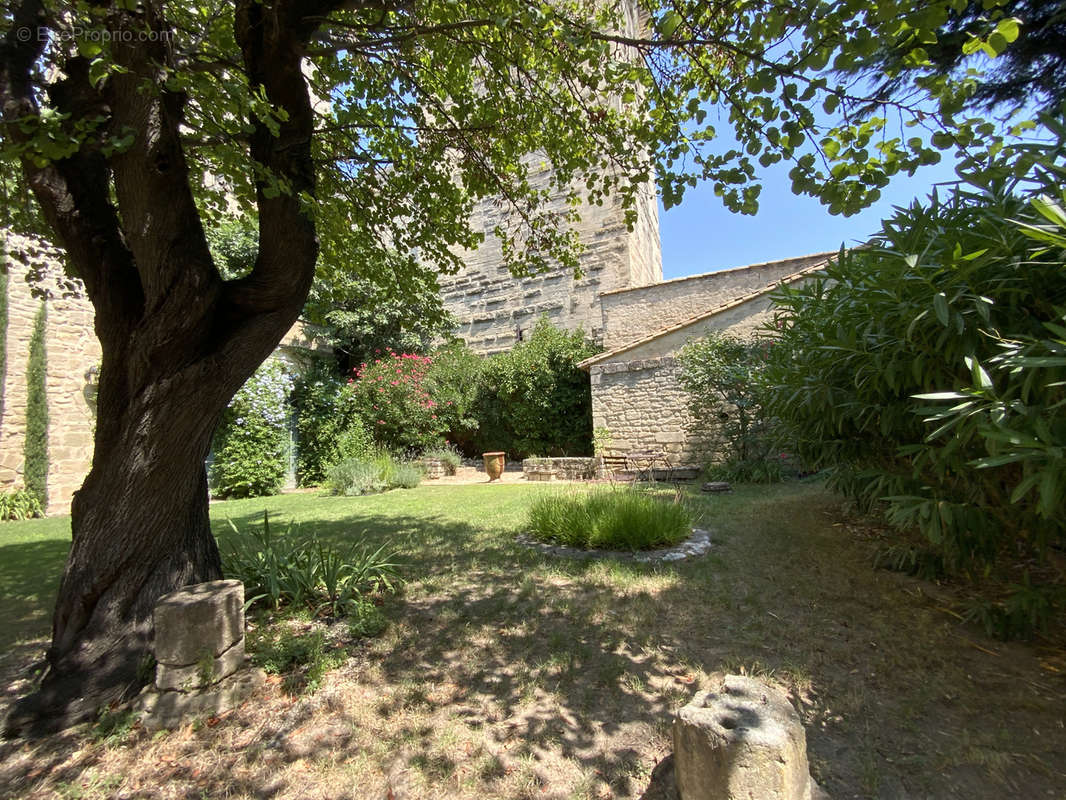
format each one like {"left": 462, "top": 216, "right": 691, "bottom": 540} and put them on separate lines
{"left": 763, "top": 126, "right": 1066, "bottom": 637}
{"left": 210, "top": 360, "right": 293, "bottom": 499}
{"left": 291, "top": 359, "right": 365, "bottom": 486}
{"left": 425, "top": 341, "right": 484, "bottom": 451}
{"left": 678, "top": 332, "right": 782, "bottom": 482}
{"left": 391, "top": 461, "right": 424, "bottom": 489}
{"left": 348, "top": 598, "right": 388, "bottom": 639}
{"left": 327, "top": 457, "right": 385, "bottom": 496}
{"left": 23, "top": 303, "right": 48, "bottom": 509}
{"left": 336, "top": 419, "right": 373, "bottom": 461}
{"left": 325, "top": 450, "right": 424, "bottom": 495}
{"left": 0, "top": 488, "right": 44, "bottom": 521}
{"left": 222, "top": 511, "right": 403, "bottom": 616}
{"left": 527, "top": 487, "right": 693, "bottom": 551}
{"left": 476, "top": 318, "right": 597, "bottom": 458}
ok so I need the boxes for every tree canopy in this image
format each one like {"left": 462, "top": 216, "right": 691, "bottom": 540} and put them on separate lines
{"left": 2, "top": 0, "right": 1041, "bottom": 269}
{"left": 0, "top": 0, "right": 1048, "bottom": 733}
{"left": 849, "top": 0, "right": 1066, "bottom": 115}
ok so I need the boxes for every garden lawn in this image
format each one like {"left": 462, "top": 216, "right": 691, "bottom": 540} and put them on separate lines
{"left": 1, "top": 482, "right": 1064, "bottom": 799}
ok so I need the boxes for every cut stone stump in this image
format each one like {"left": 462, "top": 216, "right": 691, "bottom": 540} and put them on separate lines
{"left": 153, "top": 579, "right": 244, "bottom": 689}
{"left": 700, "top": 481, "right": 732, "bottom": 494}
{"left": 138, "top": 579, "right": 262, "bottom": 730}
{"left": 673, "top": 675, "right": 823, "bottom": 800}
{"left": 138, "top": 667, "right": 264, "bottom": 732}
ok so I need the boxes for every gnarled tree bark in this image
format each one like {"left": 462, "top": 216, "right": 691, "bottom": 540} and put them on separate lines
{"left": 1, "top": 0, "right": 346, "bottom": 735}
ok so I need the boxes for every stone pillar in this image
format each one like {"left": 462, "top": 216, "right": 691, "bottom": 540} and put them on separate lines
{"left": 673, "top": 675, "right": 823, "bottom": 800}
{"left": 138, "top": 579, "right": 263, "bottom": 730}
{"left": 153, "top": 580, "right": 246, "bottom": 691}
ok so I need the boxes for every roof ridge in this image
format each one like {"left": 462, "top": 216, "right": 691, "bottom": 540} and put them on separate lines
{"left": 579, "top": 255, "right": 833, "bottom": 368}
{"left": 599, "top": 250, "right": 838, "bottom": 297}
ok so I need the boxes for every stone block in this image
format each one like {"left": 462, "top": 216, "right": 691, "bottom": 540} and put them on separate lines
{"left": 673, "top": 675, "right": 814, "bottom": 800}
{"left": 138, "top": 667, "right": 265, "bottom": 731}
{"left": 155, "top": 637, "right": 245, "bottom": 691}
{"left": 701, "top": 481, "right": 732, "bottom": 493}
{"left": 153, "top": 580, "right": 244, "bottom": 666}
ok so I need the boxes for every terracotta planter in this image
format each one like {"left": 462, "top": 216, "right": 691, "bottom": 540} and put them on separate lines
{"left": 482, "top": 451, "right": 506, "bottom": 481}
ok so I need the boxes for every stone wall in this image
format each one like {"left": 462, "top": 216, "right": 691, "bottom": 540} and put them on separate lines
{"left": 588, "top": 278, "right": 818, "bottom": 467}
{"left": 0, "top": 234, "right": 100, "bottom": 514}
{"left": 590, "top": 356, "right": 702, "bottom": 464}
{"left": 439, "top": 171, "right": 661, "bottom": 354}
{"left": 604, "top": 295, "right": 780, "bottom": 361}
{"left": 437, "top": 0, "right": 661, "bottom": 354}
{"left": 598, "top": 252, "right": 831, "bottom": 350}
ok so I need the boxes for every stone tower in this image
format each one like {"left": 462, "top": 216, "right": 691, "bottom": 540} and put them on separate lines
{"left": 437, "top": 1, "right": 662, "bottom": 353}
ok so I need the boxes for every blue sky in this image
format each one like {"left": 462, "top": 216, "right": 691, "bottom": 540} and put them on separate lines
{"left": 658, "top": 156, "right": 962, "bottom": 280}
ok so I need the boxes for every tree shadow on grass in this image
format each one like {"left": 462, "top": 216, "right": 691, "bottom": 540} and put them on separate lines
{"left": 2, "top": 504, "right": 690, "bottom": 799}
{"left": 2, "top": 490, "right": 1064, "bottom": 799}
{"left": 0, "top": 537, "right": 69, "bottom": 651}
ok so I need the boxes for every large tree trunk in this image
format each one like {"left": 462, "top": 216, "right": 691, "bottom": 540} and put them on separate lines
{"left": 6, "top": 318, "right": 286, "bottom": 734}
{"left": 1, "top": 0, "right": 338, "bottom": 736}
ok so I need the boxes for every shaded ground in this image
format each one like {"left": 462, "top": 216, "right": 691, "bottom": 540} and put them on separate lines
{"left": 0, "top": 482, "right": 1063, "bottom": 799}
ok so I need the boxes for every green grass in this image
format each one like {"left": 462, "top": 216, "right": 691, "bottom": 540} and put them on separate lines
{"left": 0, "top": 484, "right": 548, "bottom": 650}
{"left": 527, "top": 486, "right": 693, "bottom": 551}
{"left": 1, "top": 482, "right": 1064, "bottom": 799}
{"left": 0, "top": 513, "right": 74, "bottom": 648}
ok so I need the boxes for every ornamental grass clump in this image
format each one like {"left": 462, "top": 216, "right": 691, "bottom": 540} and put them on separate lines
{"left": 528, "top": 488, "right": 693, "bottom": 551}
{"left": 325, "top": 448, "right": 425, "bottom": 495}
{"left": 222, "top": 511, "right": 402, "bottom": 618}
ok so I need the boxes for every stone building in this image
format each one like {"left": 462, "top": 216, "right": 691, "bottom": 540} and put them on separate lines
{"left": 579, "top": 254, "right": 832, "bottom": 467}
{"left": 0, "top": 235, "right": 100, "bottom": 515}
{"left": 439, "top": 178, "right": 661, "bottom": 353}
{"left": 437, "top": 0, "right": 661, "bottom": 354}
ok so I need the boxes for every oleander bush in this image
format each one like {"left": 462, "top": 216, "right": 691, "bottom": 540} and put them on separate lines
{"left": 763, "top": 126, "right": 1066, "bottom": 637}
{"left": 528, "top": 487, "right": 693, "bottom": 551}
{"left": 349, "top": 350, "right": 444, "bottom": 452}
{"left": 210, "top": 360, "right": 294, "bottom": 499}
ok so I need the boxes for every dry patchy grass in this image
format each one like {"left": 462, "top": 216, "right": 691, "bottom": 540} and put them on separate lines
{"left": 0, "top": 482, "right": 1064, "bottom": 799}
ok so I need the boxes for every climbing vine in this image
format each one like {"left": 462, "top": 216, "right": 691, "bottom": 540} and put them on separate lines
{"left": 24, "top": 303, "right": 48, "bottom": 509}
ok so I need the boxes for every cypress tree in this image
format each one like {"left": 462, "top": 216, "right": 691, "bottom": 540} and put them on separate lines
{"left": 24, "top": 303, "right": 48, "bottom": 509}
{"left": 0, "top": 265, "right": 8, "bottom": 421}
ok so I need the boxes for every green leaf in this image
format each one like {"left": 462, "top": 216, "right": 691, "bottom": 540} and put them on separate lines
{"left": 933, "top": 293, "right": 950, "bottom": 327}
{"left": 660, "top": 10, "right": 682, "bottom": 38}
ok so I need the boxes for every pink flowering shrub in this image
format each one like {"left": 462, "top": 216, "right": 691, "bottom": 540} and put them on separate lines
{"left": 349, "top": 350, "right": 446, "bottom": 452}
